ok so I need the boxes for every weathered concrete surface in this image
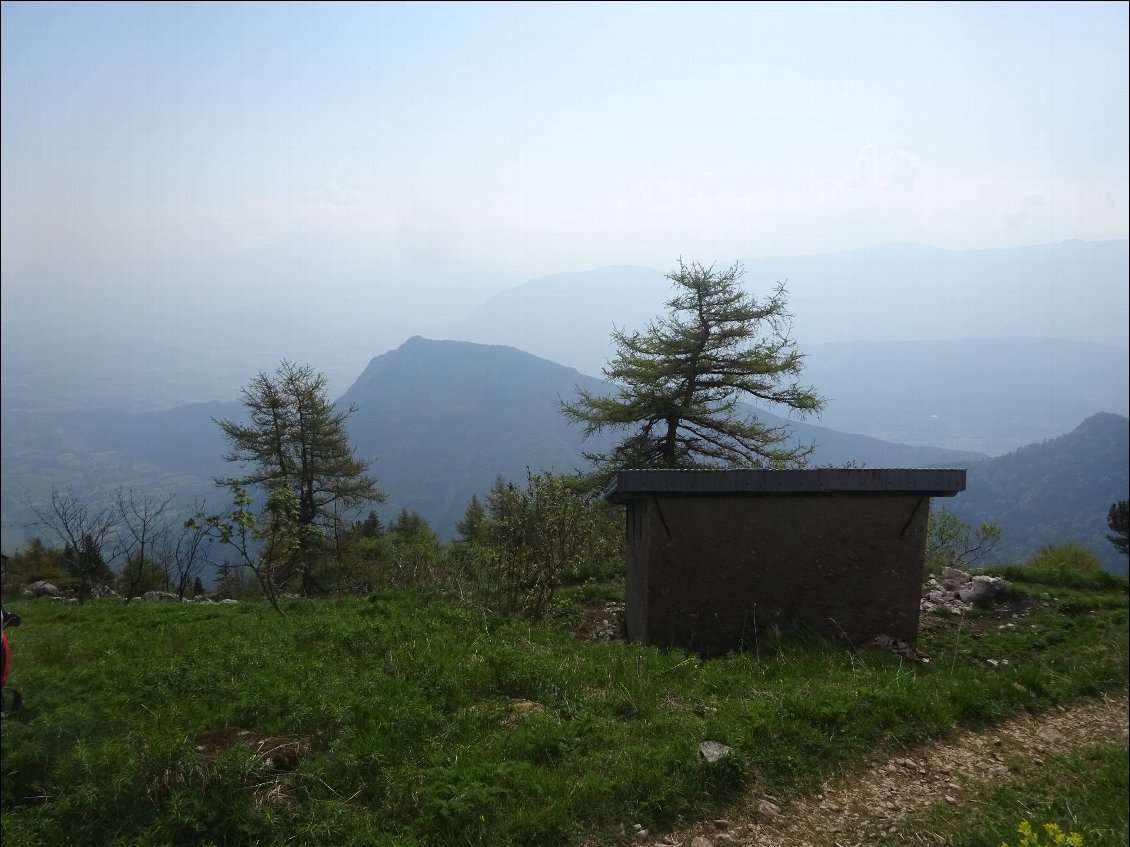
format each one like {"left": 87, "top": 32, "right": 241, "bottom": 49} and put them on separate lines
{"left": 617, "top": 487, "right": 947, "bottom": 655}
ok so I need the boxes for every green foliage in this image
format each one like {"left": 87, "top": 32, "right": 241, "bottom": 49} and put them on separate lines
{"left": 461, "top": 471, "right": 623, "bottom": 620}
{"left": 562, "top": 260, "right": 823, "bottom": 482}
{"left": 382, "top": 510, "right": 445, "bottom": 589}
{"left": 354, "top": 509, "right": 385, "bottom": 539}
{"left": 455, "top": 494, "right": 488, "bottom": 544}
{"left": 115, "top": 551, "right": 173, "bottom": 598}
{"left": 191, "top": 481, "right": 323, "bottom": 614}
{"left": 1, "top": 585, "right": 1125, "bottom": 847}
{"left": 217, "top": 361, "right": 384, "bottom": 527}
{"left": 0, "top": 539, "right": 72, "bottom": 593}
{"left": 216, "top": 361, "right": 385, "bottom": 595}
{"left": 1, "top": 581, "right": 1126, "bottom": 847}
{"left": 1027, "top": 543, "right": 1104, "bottom": 578}
{"left": 1107, "top": 500, "right": 1128, "bottom": 556}
{"left": 925, "top": 505, "right": 1002, "bottom": 577}
{"left": 986, "top": 563, "right": 1126, "bottom": 592}
{"left": 212, "top": 561, "right": 260, "bottom": 599}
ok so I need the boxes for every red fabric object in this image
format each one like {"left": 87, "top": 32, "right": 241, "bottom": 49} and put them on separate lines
{"left": 1, "top": 631, "right": 10, "bottom": 687}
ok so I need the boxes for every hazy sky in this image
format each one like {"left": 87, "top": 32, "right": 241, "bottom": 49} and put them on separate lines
{"left": 2, "top": 1, "right": 1128, "bottom": 357}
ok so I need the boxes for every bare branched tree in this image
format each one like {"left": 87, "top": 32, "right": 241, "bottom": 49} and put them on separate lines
{"left": 164, "top": 499, "right": 213, "bottom": 600}
{"left": 29, "top": 487, "right": 119, "bottom": 603}
{"left": 114, "top": 489, "right": 174, "bottom": 601}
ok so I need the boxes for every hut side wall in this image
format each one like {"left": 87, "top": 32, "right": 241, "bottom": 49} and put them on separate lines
{"left": 626, "top": 494, "right": 929, "bottom": 654}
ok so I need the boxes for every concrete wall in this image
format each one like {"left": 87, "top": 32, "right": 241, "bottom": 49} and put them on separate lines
{"left": 624, "top": 494, "right": 929, "bottom": 655}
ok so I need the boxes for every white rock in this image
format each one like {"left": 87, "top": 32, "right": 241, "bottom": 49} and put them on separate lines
{"left": 698, "top": 741, "right": 732, "bottom": 763}
{"left": 23, "top": 580, "right": 62, "bottom": 598}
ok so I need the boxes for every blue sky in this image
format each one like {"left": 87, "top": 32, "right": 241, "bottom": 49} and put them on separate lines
{"left": 1, "top": 1, "right": 1127, "bottom": 349}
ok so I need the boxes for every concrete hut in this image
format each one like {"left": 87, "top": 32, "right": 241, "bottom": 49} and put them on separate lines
{"left": 603, "top": 468, "right": 966, "bottom": 655}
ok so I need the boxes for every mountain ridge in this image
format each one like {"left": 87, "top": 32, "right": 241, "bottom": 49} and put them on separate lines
{"left": 2, "top": 336, "right": 1123, "bottom": 570}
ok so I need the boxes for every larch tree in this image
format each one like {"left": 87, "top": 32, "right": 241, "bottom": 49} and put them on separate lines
{"left": 216, "top": 361, "right": 384, "bottom": 531}
{"left": 215, "top": 361, "right": 384, "bottom": 596}
{"left": 562, "top": 260, "right": 824, "bottom": 482}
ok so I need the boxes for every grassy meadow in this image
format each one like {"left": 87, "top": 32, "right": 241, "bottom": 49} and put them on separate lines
{"left": 1, "top": 573, "right": 1127, "bottom": 846}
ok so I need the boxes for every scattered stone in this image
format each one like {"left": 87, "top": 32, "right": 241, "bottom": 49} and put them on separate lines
{"left": 1037, "top": 726, "right": 1066, "bottom": 744}
{"left": 867, "top": 634, "right": 928, "bottom": 662}
{"left": 941, "top": 567, "right": 971, "bottom": 589}
{"left": 959, "top": 575, "right": 1009, "bottom": 604}
{"left": 141, "top": 590, "right": 181, "bottom": 603}
{"left": 757, "top": 798, "right": 782, "bottom": 820}
{"left": 698, "top": 741, "right": 732, "bottom": 763}
{"left": 587, "top": 601, "right": 626, "bottom": 640}
{"left": 922, "top": 570, "right": 1010, "bottom": 616}
{"left": 690, "top": 837, "right": 714, "bottom": 847}
{"left": 23, "top": 580, "right": 62, "bottom": 598}
{"left": 219, "top": 598, "right": 239, "bottom": 604}
{"left": 634, "top": 828, "right": 650, "bottom": 843}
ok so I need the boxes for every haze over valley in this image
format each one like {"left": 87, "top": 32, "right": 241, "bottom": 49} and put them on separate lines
{"left": 2, "top": 4, "right": 1127, "bottom": 572}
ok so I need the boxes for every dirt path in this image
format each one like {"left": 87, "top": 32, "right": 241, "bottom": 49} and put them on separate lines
{"left": 642, "top": 689, "right": 1129, "bottom": 847}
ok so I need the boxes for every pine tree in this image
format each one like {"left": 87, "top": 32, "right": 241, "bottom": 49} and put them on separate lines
{"left": 562, "top": 260, "right": 823, "bottom": 480}
{"left": 455, "top": 494, "right": 488, "bottom": 543}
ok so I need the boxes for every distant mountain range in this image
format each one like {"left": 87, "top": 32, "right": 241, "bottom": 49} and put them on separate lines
{"left": 2, "top": 337, "right": 1124, "bottom": 573}
{"left": 950, "top": 412, "right": 1129, "bottom": 572}
{"left": 4, "top": 240, "right": 1127, "bottom": 444}
{"left": 447, "top": 240, "right": 1130, "bottom": 455}
{"left": 1, "top": 337, "right": 978, "bottom": 550}
{"left": 801, "top": 337, "right": 1128, "bottom": 455}
{"left": 336, "top": 337, "right": 983, "bottom": 535}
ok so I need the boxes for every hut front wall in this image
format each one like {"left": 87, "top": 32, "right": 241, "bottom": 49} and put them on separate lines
{"left": 625, "top": 494, "right": 929, "bottom": 654}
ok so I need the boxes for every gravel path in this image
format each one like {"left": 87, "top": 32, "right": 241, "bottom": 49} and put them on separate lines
{"left": 640, "top": 689, "right": 1129, "bottom": 847}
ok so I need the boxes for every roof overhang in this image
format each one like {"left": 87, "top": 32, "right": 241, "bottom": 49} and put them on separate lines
{"left": 603, "top": 468, "right": 967, "bottom": 504}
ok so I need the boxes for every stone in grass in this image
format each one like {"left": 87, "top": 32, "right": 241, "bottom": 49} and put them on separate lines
{"left": 757, "top": 798, "right": 782, "bottom": 820}
{"left": 698, "top": 741, "right": 732, "bottom": 763}
{"left": 958, "top": 575, "right": 1009, "bottom": 605}
{"left": 22, "top": 580, "right": 62, "bottom": 598}
{"left": 141, "top": 590, "right": 182, "bottom": 603}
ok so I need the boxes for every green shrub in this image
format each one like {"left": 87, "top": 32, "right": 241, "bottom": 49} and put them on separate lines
{"left": 986, "top": 564, "right": 1126, "bottom": 591}
{"left": 1027, "top": 543, "right": 1104, "bottom": 576}
{"left": 462, "top": 471, "right": 623, "bottom": 621}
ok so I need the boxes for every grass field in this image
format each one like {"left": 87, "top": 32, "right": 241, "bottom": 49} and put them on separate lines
{"left": 1, "top": 573, "right": 1126, "bottom": 846}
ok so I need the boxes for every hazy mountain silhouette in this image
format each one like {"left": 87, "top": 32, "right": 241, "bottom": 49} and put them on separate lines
{"left": 5, "top": 338, "right": 1123, "bottom": 568}
{"left": 1, "top": 336, "right": 985, "bottom": 549}
{"left": 950, "top": 412, "right": 1129, "bottom": 572}
{"left": 803, "top": 337, "right": 1129, "bottom": 455}
{"left": 447, "top": 240, "right": 1129, "bottom": 454}
{"left": 336, "top": 337, "right": 986, "bottom": 534}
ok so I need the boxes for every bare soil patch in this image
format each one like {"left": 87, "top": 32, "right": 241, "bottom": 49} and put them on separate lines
{"left": 194, "top": 726, "right": 310, "bottom": 771}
